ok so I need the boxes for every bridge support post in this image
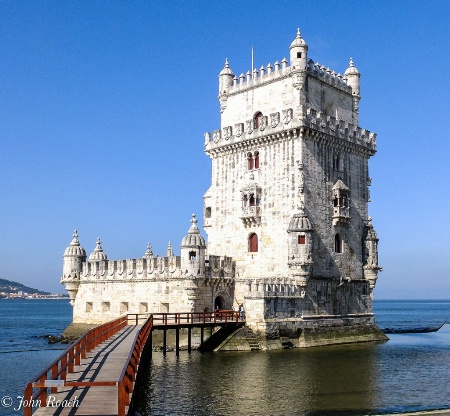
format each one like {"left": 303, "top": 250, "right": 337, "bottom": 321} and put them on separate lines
{"left": 188, "top": 327, "right": 191, "bottom": 353}
{"left": 201, "top": 327, "right": 204, "bottom": 344}
{"left": 175, "top": 328, "right": 180, "bottom": 357}
{"left": 148, "top": 331, "right": 153, "bottom": 359}
{"left": 163, "top": 329, "right": 167, "bottom": 356}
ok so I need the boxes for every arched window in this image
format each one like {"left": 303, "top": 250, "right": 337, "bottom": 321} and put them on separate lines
{"left": 249, "top": 233, "right": 258, "bottom": 252}
{"left": 247, "top": 152, "right": 254, "bottom": 170}
{"left": 334, "top": 234, "right": 342, "bottom": 253}
{"left": 189, "top": 251, "right": 197, "bottom": 260}
{"left": 254, "top": 151, "right": 260, "bottom": 169}
{"left": 254, "top": 112, "right": 263, "bottom": 129}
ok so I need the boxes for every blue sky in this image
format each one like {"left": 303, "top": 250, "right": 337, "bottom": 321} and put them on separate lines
{"left": 0, "top": 1, "right": 449, "bottom": 298}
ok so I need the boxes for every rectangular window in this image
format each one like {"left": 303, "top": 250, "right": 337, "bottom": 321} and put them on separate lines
{"left": 120, "top": 302, "right": 128, "bottom": 314}
{"left": 86, "top": 302, "right": 93, "bottom": 313}
{"left": 298, "top": 235, "right": 306, "bottom": 244}
{"left": 102, "top": 302, "right": 110, "bottom": 312}
{"left": 139, "top": 302, "right": 148, "bottom": 313}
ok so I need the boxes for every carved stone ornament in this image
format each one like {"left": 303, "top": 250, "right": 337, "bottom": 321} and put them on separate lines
{"left": 259, "top": 116, "right": 267, "bottom": 131}
{"left": 223, "top": 126, "right": 232, "bottom": 140}
{"left": 282, "top": 108, "right": 293, "bottom": 124}
{"left": 246, "top": 120, "right": 254, "bottom": 134}
{"left": 270, "top": 112, "right": 280, "bottom": 128}
{"left": 213, "top": 129, "right": 221, "bottom": 143}
{"left": 204, "top": 132, "right": 211, "bottom": 146}
{"left": 235, "top": 123, "right": 243, "bottom": 137}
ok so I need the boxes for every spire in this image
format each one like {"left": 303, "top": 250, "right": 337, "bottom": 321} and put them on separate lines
{"left": 188, "top": 213, "right": 200, "bottom": 234}
{"left": 143, "top": 242, "right": 153, "bottom": 258}
{"left": 70, "top": 230, "right": 80, "bottom": 246}
{"left": 166, "top": 241, "right": 174, "bottom": 257}
{"left": 88, "top": 237, "right": 107, "bottom": 260}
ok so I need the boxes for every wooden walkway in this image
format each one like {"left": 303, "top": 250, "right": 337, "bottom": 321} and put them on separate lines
{"left": 33, "top": 325, "right": 140, "bottom": 416}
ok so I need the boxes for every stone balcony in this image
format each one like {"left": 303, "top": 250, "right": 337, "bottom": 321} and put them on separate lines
{"left": 240, "top": 206, "right": 261, "bottom": 227}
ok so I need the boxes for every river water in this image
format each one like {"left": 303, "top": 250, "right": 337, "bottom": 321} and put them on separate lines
{"left": 1, "top": 299, "right": 450, "bottom": 415}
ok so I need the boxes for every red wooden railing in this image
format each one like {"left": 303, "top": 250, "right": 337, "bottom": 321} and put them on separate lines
{"left": 23, "top": 315, "right": 129, "bottom": 416}
{"left": 117, "top": 315, "right": 153, "bottom": 416}
{"left": 23, "top": 310, "right": 242, "bottom": 415}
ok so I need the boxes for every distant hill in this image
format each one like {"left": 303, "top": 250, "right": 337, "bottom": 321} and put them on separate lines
{"left": 0, "top": 278, "right": 51, "bottom": 295}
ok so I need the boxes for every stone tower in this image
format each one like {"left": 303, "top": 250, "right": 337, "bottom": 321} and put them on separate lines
{"left": 203, "top": 28, "right": 384, "bottom": 342}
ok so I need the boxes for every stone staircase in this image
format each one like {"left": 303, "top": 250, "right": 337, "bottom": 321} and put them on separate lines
{"left": 243, "top": 326, "right": 261, "bottom": 350}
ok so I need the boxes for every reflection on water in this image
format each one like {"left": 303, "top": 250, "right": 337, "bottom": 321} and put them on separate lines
{"left": 135, "top": 325, "right": 450, "bottom": 415}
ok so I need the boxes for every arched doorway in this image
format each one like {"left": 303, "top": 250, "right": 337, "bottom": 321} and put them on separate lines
{"left": 214, "top": 295, "right": 225, "bottom": 310}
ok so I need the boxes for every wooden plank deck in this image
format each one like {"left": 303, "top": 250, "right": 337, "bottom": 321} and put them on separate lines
{"left": 33, "top": 325, "right": 140, "bottom": 416}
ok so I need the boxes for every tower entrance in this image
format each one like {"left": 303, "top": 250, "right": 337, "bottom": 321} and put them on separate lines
{"left": 214, "top": 295, "right": 225, "bottom": 310}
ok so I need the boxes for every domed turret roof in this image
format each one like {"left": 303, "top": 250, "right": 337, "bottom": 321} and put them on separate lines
{"left": 64, "top": 230, "right": 86, "bottom": 257}
{"left": 344, "top": 58, "right": 360, "bottom": 76}
{"left": 142, "top": 242, "right": 153, "bottom": 258}
{"left": 288, "top": 204, "right": 314, "bottom": 232}
{"left": 181, "top": 213, "right": 206, "bottom": 247}
{"left": 89, "top": 238, "right": 107, "bottom": 261}
{"left": 219, "top": 58, "right": 234, "bottom": 76}
{"left": 290, "top": 28, "right": 307, "bottom": 49}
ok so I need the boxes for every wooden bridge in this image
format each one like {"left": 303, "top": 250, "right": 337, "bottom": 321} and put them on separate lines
{"left": 23, "top": 311, "right": 244, "bottom": 416}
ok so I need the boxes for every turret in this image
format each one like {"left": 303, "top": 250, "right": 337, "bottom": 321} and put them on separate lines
{"left": 218, "top": 59, "right": 234, "bottom": 113}
{"left": 61, "top": 230, "right": 86, "bottom": 305}
{"left": 289, "top": 28, "right": 308, "bottom": 70}
{"left": 287, "top": 203, "right": 314, "bottom": 286}
{"left": 363, "top": 217, "right": 382, "bottom": 290}
{"left": 344, "top": 58, "right": 361, "bottom": 122}
{"left": 181, "top": 213, "right": 206, "bottom": 276}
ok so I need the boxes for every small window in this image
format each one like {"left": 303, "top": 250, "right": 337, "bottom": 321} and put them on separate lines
{"left": 189, "top": 250, "right": 197, "bottom": 260}
{"left": 120, "top": 302, "right": 129, "bottom": 314}
{"left": 102, "top": 301, "right": 110, "bottom": 312}
{"left": 86, "top": 302, "right": 93, "bottom": 313}
{"left": 334, "top": 234, "right": 342, "bottom": 253}
{"left": 249, "top": 233, "right": 258, "bottom": 252}
{"left": 139, "top": 302, "right": 148, "bottom": 313}
{"left": 254, "top": 151, "right": 260, "bottom": 169}
{"left": 205, "top": 207, "right": 211, "bottom": 218}
{"left": 298, "top": 235, "right": 306, "bottom": 245}
{"left": 254, "top": 112, "right": 263, "bottom": 129}
{"left": 249, "top": 194, "right": 255, "bottom": 206}
{"left": 247, "top": 152, "right": 254, "bottom": 170}
{"left": 297, "top": 52, "right": 302, "bottom": 58}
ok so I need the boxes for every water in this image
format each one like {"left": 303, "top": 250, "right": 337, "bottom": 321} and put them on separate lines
{"left": 0, "top": 299, "right": 72, "bottom": 415}
{"left": 136, "top": 300, "right": 450, "bottom": 416}
{"left": 1, "top": 299, "right": 450, "bottom": 415}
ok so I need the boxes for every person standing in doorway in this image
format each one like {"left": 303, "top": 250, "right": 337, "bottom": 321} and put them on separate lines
{"left": 239, "top": 303, "right": 245, "bottom": 320}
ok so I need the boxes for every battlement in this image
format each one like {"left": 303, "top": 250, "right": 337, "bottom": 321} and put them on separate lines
{"left": 61, "top": 254, "right": 235, "bottom": 283}
{"left": 223, "top": 57, "right": 351, "bottom": 97}
{"left": 204, "top": 105, "right": 377, "bottom": 153}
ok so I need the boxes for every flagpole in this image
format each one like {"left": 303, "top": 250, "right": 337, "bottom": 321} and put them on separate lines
{"left": 252, "top": 46, "right": 254, "bottom": 78}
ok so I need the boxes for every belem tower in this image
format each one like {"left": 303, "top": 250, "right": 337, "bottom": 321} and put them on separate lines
{"left": 61, "top": 29, "right": 387, "bottom": 348}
